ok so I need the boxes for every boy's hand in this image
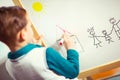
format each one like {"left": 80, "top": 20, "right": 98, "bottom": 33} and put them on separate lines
{"left": 62, "top": 33, "right": 75, "bottom": 50}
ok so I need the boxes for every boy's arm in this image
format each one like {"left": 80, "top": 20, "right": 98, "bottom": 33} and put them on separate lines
{"left": 46, "top": 47, "right": 79, "bottom": 79}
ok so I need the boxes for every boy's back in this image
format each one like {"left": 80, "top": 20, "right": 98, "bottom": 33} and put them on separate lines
{"left": 6, "top": 47, "right": 70, "bottom": 80}
{"left": 6, "top": 44, "right": 78, "bottom": 80}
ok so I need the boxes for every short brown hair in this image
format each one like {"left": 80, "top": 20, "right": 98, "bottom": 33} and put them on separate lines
{"left": 0, "top": 6, "right": 27, "bottom": 44}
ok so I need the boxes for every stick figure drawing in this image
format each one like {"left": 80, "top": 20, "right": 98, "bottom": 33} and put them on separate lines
{"left": 88, "top": 27, "right": 102, "bottom": 48}
{"left": 102, "top": 30, "right": 114, "bottom": 44}
{"left": 109, "top": 18, "right": 120, "bottom": 39}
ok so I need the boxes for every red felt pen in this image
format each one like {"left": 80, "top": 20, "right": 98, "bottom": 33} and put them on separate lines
{"left": 56, "top": 25, "right": 72, "bottom": 46}
{"left": 59, "top": 38, "right": 64, "bottom": 46}
{"left": 58, "top": 35, "right": 74, "bottom": 46}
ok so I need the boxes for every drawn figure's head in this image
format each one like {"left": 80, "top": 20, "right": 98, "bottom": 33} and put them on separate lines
{"left": 102, "top": 30, "right": 107, "bottom": 35}
{"left": 87, "top": 27, "right": 95, "bottom": 35}
{"left": 109, "top": 18, "right": 116, "bottom": 24}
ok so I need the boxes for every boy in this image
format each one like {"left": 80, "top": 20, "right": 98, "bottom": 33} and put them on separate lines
{"left": 0, "top": 6, "right": 79, "bottom": 80}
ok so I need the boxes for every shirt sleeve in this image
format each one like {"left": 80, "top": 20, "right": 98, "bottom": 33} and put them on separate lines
{"left": 46, "top": 47, "right": 79, "bottom": 79}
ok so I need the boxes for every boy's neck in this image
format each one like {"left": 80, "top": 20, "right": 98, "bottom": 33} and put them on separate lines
{"left": 9, "top": 42, "right": 28, "bottom": 53}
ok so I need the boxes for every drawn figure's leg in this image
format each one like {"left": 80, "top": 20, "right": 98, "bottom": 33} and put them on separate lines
{"left": 98, "top": 43, "right": 102, "bottom": 47}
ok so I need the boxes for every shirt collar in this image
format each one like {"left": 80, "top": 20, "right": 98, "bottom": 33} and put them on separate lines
{"left": 8, "top": 44, "right": 42, "bottom": 59}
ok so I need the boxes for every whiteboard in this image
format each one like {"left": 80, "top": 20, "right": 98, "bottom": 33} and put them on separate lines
{"left": 0, "top": 0, "right": 120, "bottom": 71}
{"left": 21, "top": 0, "right": 120, "bottom": 71}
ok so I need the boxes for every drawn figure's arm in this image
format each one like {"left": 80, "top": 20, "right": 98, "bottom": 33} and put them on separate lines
{"left": 109, "top": 26, "right": 114, "bottom": 35}
{"left": 116, "top": 20, "right": 120, "bottom": 25}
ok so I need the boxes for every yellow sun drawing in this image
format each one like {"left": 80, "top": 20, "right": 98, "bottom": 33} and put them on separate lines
{"left": 32, "top": 2, "right": 43, "bottom": 12}
{"left": 31, "top": 0, "right": 47, "bottom": 14}
{"left": 24, "top": 0, "right": 47, "bottom": 18}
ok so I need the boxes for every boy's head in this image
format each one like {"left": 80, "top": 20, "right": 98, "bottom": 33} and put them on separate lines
{"left": 0, "top": 6, "right": 34, "bottom": 48}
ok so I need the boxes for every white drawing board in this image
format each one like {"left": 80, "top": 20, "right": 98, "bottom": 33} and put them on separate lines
{"left": 20, "top": 0, "right": 120, "bottom": 71}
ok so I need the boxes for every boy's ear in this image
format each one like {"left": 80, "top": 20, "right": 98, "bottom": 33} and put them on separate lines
{"left": 17, "top": 29, "right": 27, "bottom": 42}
